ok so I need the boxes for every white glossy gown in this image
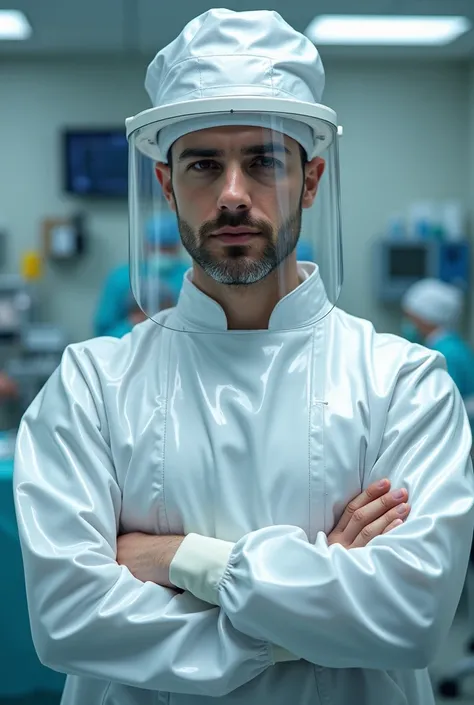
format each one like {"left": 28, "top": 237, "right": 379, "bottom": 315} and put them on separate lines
{"left": 14, "top": 264, "right": 474, "bottom": 705}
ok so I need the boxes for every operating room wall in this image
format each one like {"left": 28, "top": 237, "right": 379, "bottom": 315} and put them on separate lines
{"left": 323, "top": 60, "right": 471, "bottom": 336}
{"left": 0, "top": 58, "right": 470, "bottom": 342}
{"left": 0, "top": 58, "right": 150, "bottom": 344}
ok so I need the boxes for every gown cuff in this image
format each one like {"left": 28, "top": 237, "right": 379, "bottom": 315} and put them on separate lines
{"left": 169, "top": 533, "right": 234, "bottom": 605}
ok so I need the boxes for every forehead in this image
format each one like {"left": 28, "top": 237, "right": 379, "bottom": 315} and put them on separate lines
{"left": 173, "top": 125, "right": 298, "bottom": 156}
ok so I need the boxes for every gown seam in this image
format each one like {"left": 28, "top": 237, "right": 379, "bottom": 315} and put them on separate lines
{"left": 308, "top": 326, "right": 316, "bottom": 540}
{"left": 322, "top": 318, "right": 328, "bottom": 534}
{"left": 161, "top": 331, "right": 173, "bottom": 533}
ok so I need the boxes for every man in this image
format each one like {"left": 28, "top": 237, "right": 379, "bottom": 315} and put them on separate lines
{"left": 402, "top": 278, "right": 474, "bottom": 423}
{"left": 14, "top": 9, "right": 474, "bottom": 705}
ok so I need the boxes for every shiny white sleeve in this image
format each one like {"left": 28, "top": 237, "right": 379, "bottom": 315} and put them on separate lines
{"left": 13, "top": 345, "right": 272, "bottom": 696}
{"left": 172, "top": 352, "right": 474, "bottom": 670}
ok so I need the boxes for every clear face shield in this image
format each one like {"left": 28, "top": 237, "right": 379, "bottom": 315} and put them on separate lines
{"left": 128, "top": 108, "right": 343, "bottom": 330}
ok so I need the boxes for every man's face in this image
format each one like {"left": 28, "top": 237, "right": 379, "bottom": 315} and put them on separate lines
{"left": 155, "top": 126, "right": 323, "bottom": 286}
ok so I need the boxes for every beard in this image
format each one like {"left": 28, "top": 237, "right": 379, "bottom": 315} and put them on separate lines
{"left": 174, "top": 197, "right": 303, "bottom": 286}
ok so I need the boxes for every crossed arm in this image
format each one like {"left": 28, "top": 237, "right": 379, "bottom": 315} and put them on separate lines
{"left": 14, "top": 345, "right": 474, "bottom": 695}
{"left": 116, "top": 478, "right": 411, "bottom": 589}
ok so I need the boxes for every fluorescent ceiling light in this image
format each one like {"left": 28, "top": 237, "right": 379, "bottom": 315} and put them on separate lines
{"left": 305, "top": 15, "right": 471, "bottom": 46}
{"left": 0, "top": 10, "right": 32, "bottom": 40}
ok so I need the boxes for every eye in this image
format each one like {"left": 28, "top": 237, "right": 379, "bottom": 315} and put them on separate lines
{"left": 188, "top": 160, "right": 220, "bottom": 172}
{"left": 252, "top": 156, "right": 284, "bottom": 170}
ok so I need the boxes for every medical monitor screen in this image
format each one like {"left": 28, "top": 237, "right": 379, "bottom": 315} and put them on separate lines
{"left": 389, "top": 247, "right": 427, "bottom": 279}
{"left": 63, "top": 130, "right": 128, "bottom": 197}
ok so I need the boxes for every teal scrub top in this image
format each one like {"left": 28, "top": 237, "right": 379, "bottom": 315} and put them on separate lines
{"left": 93, "top": 264, "right": 132, "bottom": 338}
{"left": 93, "top": 262, "right": 188, "bottom": 338}
{"left": 427, "top": 332, "right": 474, "bottom": 400}
{"left": 106, "top": 319, "right": 134, "bottom": 339}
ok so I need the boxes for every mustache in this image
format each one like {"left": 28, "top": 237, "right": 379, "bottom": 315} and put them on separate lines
{"left": 199, "top": 212, "right": 272, "bottom": 239}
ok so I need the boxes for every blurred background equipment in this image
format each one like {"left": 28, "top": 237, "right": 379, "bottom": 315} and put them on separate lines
{"left": 5, "top": 323, "right": 68, "bottom": 412}
{"left": 42, "top": 213, "right": 86, "bottom": 262}
{"left": 0, "top": 269, "right": 68, "bottom": 426}
{"left": 63, "top": 128, "right": 128, "bottom": 198}
{"left": 0, "top": 275, "right": 32, "bottom": 341}
{"left": 0, "top": 273, "right": 67, "bottom": 702}
{"left": 374, "top": 239, "right": 470, "bottom": 302}
{"left": 373, "top": 200, "right": 470, "bottom": 303}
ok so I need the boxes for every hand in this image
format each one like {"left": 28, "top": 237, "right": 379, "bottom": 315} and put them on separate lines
{"left": 327, "top": 479, "right": 410, "bottom": 549}
{"left": 117, "top": 532, "right": 184, "bottom": 587}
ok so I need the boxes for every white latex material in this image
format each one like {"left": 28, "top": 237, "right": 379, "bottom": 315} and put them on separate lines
{"left": 14, "top": 263, "right": 474, "bottom": 705}
{"left": 126, "top": 8, "right": 331, "bottom": 162}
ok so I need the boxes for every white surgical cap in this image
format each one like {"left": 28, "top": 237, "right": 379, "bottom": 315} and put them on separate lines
{"left": 402, "top": 278, "right": 464, "bottom": 328}
{"left": 144, "top": 8, "right": 326, "bottom": 162}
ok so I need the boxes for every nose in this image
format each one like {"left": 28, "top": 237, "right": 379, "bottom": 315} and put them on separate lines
{"left": 217, "top": 164, "right": 252, "bottom": 212}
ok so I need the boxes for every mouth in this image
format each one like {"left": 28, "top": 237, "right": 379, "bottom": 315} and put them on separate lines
{"left": 211, "top": 228, "right": 261, "bottom": 245}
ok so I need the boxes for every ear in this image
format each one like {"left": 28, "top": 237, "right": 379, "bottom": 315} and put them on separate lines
{"left": 301, "top": 157, "right": 325, "bottom": 209}
{"left": 154, "top": 162, "right": 176, "bottom": 211}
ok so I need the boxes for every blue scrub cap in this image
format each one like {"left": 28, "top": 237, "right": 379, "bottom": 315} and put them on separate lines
{"left": 145, "top": 214, "right": 180, "bottom": 247}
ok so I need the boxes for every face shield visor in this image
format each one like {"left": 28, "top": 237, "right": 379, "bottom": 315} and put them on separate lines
{"left": 127, "top": 100, "right": 343, "bottom": 330}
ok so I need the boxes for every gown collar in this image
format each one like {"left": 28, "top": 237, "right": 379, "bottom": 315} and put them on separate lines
{"left": 174, "top": 262, "right": 331, "bottom": 332}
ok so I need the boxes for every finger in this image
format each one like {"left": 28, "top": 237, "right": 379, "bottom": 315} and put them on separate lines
{"left": 334, "top": 479, "right": 391, "bottom": 533}
{"left": 343, "top": 487, "right": 409, "bottom": 544}
{"left": 382, "top": 519, "right": 404, "bottom": 534}
{"left": 351, "top": 504, "right": 411, "bottom": 548}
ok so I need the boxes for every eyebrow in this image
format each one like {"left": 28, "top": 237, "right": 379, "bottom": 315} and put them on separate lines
{"left": 177, "top": 142, "right": 291, "bottom": 161}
